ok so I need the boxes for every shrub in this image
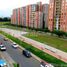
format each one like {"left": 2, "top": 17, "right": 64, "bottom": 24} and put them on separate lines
{"left": 64, "top": 32, "right": 67, "bottom": 37}
{"left": 52, "top": 30, "right": 65, "bottom": 37}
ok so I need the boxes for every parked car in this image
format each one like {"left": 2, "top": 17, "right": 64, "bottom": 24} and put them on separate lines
{"left": 22, "top": 50, "right": 32, "bottom": 58}
{"left": 0, "top": 59, "right": 8, "bottom": 67}
{"left": 0, "top": 45, "right": 6, "bottom": 51}
{"left": 40, "top": 61, "right": 54, "bottom": 67}
{"left": 12, "top": 43, "right": 19, "bottom": 48}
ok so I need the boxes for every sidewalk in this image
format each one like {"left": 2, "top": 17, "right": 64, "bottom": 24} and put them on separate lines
{"left": 1, "top": 28, "right": 67, "bottom": 63}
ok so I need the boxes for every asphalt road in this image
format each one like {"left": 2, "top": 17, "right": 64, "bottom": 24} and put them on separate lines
{"left": 0, "top": 35, "right": 40, "bottom": 67}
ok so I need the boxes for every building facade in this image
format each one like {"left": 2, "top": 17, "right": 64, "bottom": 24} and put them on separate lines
{"left": 48, "top": 0, "right": 55, "bottom": 31}
{"left": 36, "top": 2, "right": 43, "bottom": 29}
{"left": 43, "top": 4, "right": 49, "bottom": 28}
{"left": 29, "top": 4, "right": 37, "bottom": 28}
{"left": 48, "top": 0, "right": 67, "bottom": 32}
{"left": 11, "top": 2, "right": 48, "bottom": 30}
{"left": 60, "top": 0, "right": 67, "bottom": 32}
{"left": 26, "top": 5, "right": 29, "bottom": 27}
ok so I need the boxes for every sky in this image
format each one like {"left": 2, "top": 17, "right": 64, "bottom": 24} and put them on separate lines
{"left": 0, "top": 0, "right": 49, "bottom": 17}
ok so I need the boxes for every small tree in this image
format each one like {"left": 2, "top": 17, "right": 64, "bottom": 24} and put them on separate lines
{"left": 44, "top": 28, "right": 50, "bottom": 32}
{"left": 52, "top": 30, "right": 65, "bottom": 37}
{"left": 64, "top": 32, "right": 67, "bottom": 37}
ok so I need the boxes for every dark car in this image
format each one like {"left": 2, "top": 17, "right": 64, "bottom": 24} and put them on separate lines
{"left": 4, "top": 38, "right": 8, "bottom": 41}
{"left": 22, "top": 50, "right": 32, "bottom": 58}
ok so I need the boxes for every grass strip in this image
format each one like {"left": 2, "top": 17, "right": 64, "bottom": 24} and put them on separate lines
{"left": 24, "top": 32, "right": 67, "bottom": 52}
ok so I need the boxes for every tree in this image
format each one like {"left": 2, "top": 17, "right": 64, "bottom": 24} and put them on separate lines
{"left": 3, "top": 17, "right": 11, "bottom": 21}
{"left": 43, "top": 28, "right": 50, "bottom": 32}
{"left": 0, "top": 17, "right": 3, "bottom": 21}
{"left": 52, "top": 30, "right": 65, "bottom": 37}
{"left": 0, "top": 17, "right": 11, "bottom": 22}
{"left": 64, "top": 32, "right": 67, "bottom": 37}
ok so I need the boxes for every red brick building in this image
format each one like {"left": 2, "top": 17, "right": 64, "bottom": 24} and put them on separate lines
{"left": 17, "top": 8, "right": 20, "bottom": 26}
{"left": 26, "top": 5, "right": 29, "bottom": 27}
{"left": 48, "top": 0, "right": 67, "bottom": 32}
{"left": 48, "top": 0, "right": 55, "bottom": 31}
{"left": 11, "top": 2, "right": 48, "bottom": 29}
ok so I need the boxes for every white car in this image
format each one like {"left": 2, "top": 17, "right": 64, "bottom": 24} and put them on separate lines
{"left": 40, "top": 61, "right": 54, "bottom": 67}
{"left": 0, "top": 45, "right": 6, "bottom": 51}
{"left": 12, "top": 43, "right": 19, "bottom": 48}
{"left": 48, "top": 64, "right": 54, "bottom": 67}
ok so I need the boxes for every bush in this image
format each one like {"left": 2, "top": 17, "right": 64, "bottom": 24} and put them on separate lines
{"left": 43, "top": 28, "right": 50, "bottom": 32}
{"left": 64, "top": 32, "right": 67, "bottom": 37}
{"left": 52, "top": 30, "right": 65, "bottom": 37}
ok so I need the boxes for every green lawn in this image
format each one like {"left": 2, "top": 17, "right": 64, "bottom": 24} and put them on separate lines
{"left": 0, "top": 22, "right": 10, "bottom": 28}
{"left": 0, "top": 31, "right": 67, "bottom": 67}
{"left": 0, "top": 22, "right": 31, "bottom": 32}
{"left": 0, "top": 22, "right": 10, "bottom": 25}
{"left": 24, "top": 32, "right": 67, "bottom": 52}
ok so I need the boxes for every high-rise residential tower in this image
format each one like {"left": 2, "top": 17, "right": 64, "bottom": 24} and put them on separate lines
{"left": 43, "top": 4, "right": 49, "bottom": 28}
{"left": 48, "top": 0, "right": 67, "bottom": 32}
{"left": 11, "top": 2, "right": 49, "bottom": 30}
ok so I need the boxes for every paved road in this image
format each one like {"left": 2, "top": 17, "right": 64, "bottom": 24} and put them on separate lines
{"left": 0, "top": 35, "right": 40, "bottom": 67}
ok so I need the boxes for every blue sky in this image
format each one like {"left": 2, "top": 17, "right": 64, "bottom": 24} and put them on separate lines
{"left": 0, "top": 0, "right": 49, "bottom": 17}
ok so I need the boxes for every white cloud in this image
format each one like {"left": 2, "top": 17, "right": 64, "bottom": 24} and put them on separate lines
{"left": 0, "top": 0, "right": 49, "bottom": 17}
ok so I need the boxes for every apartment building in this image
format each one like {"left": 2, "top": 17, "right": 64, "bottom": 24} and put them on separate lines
{"left": 13, "top": 9, "right": 16, "bottom": 24}
{"left": 11, "top": 9, "right": 18, "bottom": 25}
{"left": 48, "top": 0, "right": 67, "bottom": 32}
{"left": 22, "top": 7, "right": 26, "bottom": 27}
{"left": 26, "top": 5, "right": 29, "bottom": 27}
{"left": 17, "top": 8, "right": 20, "bottom": 26}
{"left": 20, "top": 7, "right": 23, "bottom": 26}
{"left": 11, "top": 2, "right": 48, "bottom": 30}
{"left": 20, "top": 7, "right": 24, "bottom": 26}
{"left": 29, "top": 4, "right": 37, "bottom": 28}
{"left": 20, "top": 6, "right": 29, "bottom": 27}
{"left": 43, "top": 4, "right": 49, "bottom": 28}
{"left": 11, "top": 15, "right": 13, "bottom": 24}
{"left": 60, "top": 0, "right": 67, "bottom": 32}
{"left": 15, "top": 9, "right": 18, "bottom": 25}
{"left": 48, "top": 0, "right": 55, "bottom": 31}
{"left": 36, "top": 2, "right": 43, "bottom": 29}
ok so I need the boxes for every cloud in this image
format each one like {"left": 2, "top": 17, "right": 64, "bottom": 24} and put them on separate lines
{"left": 0, "top": 0, "right": 49, "bottom": 17}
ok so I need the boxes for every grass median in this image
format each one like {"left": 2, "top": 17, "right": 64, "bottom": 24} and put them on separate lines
{"left": 24, "top": 32, "right": 67, "bottom": 52}
{"left": 0, "top": 31, "right": 67, "bottom": 67}
{"left": 0, "top": 22, "right": 30, "bottom": 32}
